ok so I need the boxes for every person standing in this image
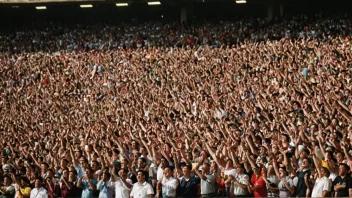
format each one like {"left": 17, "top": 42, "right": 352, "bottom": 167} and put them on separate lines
{"left": 178, "top": 165, "right": 200, "bottom": 198}
{"left": 97, "top": 172, "right": 115, "bottom": 198}
{"left": 30, "top": 177, "right": 48, "bottom": 198}
{"left": 333, "top": 163, "right": 352, "bottom": 197}
{"left": 130, "top": 170, "right": 154, "bottom": 198}
{"left": 231, "top": 164, "right": 249, "bottom": 197}
{"left": 193, "top": 162, "right": 216, "bottom": 197}
{"left": 155, "top": 166, "right": 178, "bottom": 198}
{"left": 111, "top": 168, "right": 132, "bottom": 198}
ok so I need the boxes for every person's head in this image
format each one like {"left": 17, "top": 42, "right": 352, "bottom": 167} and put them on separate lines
{"left": 136, "top": 170, "right": 147, "bottom": 183}
{"left": 259, "top": 146, "right": 267, "bottom": 156}
{"left": 120, "top": 158, "right": 128, "bottom": 169}
{"left": 61, "top": 168, "right": 69, "bottom": 178}
{"left": 185, "top": 152, "right": 192, "bottom": 160}
{"left": 79, "top": 156, "right": 88, "bottom": 166}
{"left": 137, "top": 157, "right": 147, "bottom": 169}
{"left": 34, "top": 177, "right": 44, "bottom": 188}
{"left": 46, "top": 169, "right": 54, "bottom": 179}
{"left": 160, "top": 157, "right": 168, "bottom": 168}
{"left": 60, "top": 158, "right": 68, "bottom": 169}
{"left": 279, "top": 166, "right": 288, "bottom": 178}
{"left": 225, "top": 159, "right": 234, "bottom": 169}
{"left": 20, "top": 177, "right": 30, "bottom": 187}
{"left": 202, "top": 163, "right": 211, "bottom": 173}
{"left": 321, "top": 167, "right": 330, "bottom": 177}
{"left": 253, "top": 165, "right": 262, "bottom": 176}
{"left": 301, "top": 157, "right": 311, "bottom": 169}
{"left": 40, "top": 162, "right": 49, "bottom": 172}
{"left": 91, "top": 160, "right": 100, "bottom": 171}
{"left": 84, "top": 167, "right": 93, "bottom": 179}
{"left": 300, "top": 148, "right": 310, "bottom": 159}
{"left": 338, "top": 163, "right": 350, "bottom": 176}
{"left": 3, "top": 175, "right": 12, "bottom": 186}
{"left": 118, "top": 168, "right": 128, "bottom": 180}
{"left": 68, "top": 169, "right": 77, "bottom": 181}
{"left": 101, "top": 172, "right": 111, "bottom": 182}
{"left": 163, "top": 166, "right": 173, "bottom": 178}
{"left": 112, "top": 149, "right": 120, "bottom": 160}
{"left": 182, "top": 165, "right": 192, "bottom": 178}
{"left": 236, "top": 164, "right": 245, "bottom": 175}
{"left": 335, "top": 151, "right": 345, "bottom": 163}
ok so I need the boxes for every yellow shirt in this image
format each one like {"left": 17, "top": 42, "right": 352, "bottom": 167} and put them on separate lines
{"left": 17, "top": 187, "right": 31, "bottom": 198}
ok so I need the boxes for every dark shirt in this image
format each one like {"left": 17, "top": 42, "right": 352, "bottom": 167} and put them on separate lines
{"left": 295, "top": 169, "right": 311, "bottom": 197}
{"left": 178, "top": 176, "right": 200, "bottom": 198}
{"left": 333, "top": 175, "right": 352, "bottom": 197}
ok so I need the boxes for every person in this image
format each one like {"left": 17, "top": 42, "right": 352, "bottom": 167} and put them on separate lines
{"left": 155, "top": 166, "right": 178, "bottom": 198}
{"left": 111, "top": 168, "right": 132, "bottom": 198}
{"left": 231, "top": 164, "right": 249, "bottom": 197}
{"left": 332, "top": 163, "right": 352, "bottom": 197}
{"left": 270, "top": 152, "right": 295, "bottom": 198}
{"left": 30, "top": 177, "right": 48, "bottom": 198}
{"left": 295, "top": 157, "right": 312, "bottom": 197}
{"left": 97, "top": 172, "right": 114, "bottom": 198}
{"left": 178, "top": 165, "right": 200, "bottom": 198}
{"left": 193, "top": 162, "right": 216, "bottom": 197}
{"left": 0, "top": 175, "right": 15, "bottom": 198}
{"left": 130, "top": 170, "right": 154, "bottom": 198}
{"left": 15, "top": 176, "right": 32, "bottom": 198}
{"left": 248, "top": 165, "right": 267, "bottom": 198}
{"left": 77, "top": 168, "right": 98, "bottom": 198}
{"left": 59, "top": 169, "right": 73, "bottom": 198}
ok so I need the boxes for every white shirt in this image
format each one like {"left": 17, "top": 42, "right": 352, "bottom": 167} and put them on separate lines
{"left": 161, "top": 177, "right": 178, "bottom": 198}
{"left": 311, "top": 176, "right": 332, "bottom": 197}
{"left": 130, "top": 181, "right": 154, "bottom": 198}
{"left": 233, "top": 174, "right": 249, "bottom": 196}
{"left": 115, "top": 177, "right": 132, "bottom": 198}
{"left": 30, "top": 187, "right": 48, "bottom": 198}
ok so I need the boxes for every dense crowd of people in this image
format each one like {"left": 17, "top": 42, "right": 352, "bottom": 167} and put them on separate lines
{"left": 0, "top": 13, "right": 352, "bottom": 198}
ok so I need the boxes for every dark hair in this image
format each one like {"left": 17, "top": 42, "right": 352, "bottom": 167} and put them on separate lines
{"left": 183, "top": 165, "right": 192, "bottom": 170}
{"left": 113, "top": 148, "right": 120, "bottom": 155}
{"left": 120, "top": 168, "right": 129, "bottom": 174}
{"left": 321, "top": 167, "right": 330, "bottom": 177}
{"left": 3, "top": 174, "right": 12, "bottom": 182}
{"left": 137, "top": 170, "right": 147, "bottom": 177}
{"left": 339, "top": 163, "right": 350, "bottom": 171}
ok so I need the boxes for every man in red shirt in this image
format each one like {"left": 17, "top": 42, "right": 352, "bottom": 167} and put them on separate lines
{"left": 249, "top": 165, "right": 267, "bottom": 198}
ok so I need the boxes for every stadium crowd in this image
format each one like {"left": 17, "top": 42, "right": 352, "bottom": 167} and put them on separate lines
{"left": 0, "top": 13, "right": 352, "bottom": 198}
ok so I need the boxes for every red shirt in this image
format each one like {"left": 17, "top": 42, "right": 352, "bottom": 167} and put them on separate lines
{"left": 251, "top": 174, "right": 267, "bottom": 198}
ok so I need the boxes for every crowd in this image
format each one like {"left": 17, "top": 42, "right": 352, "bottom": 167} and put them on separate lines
{"left": 0, "top": 13, "right": 352, "bottom": 198}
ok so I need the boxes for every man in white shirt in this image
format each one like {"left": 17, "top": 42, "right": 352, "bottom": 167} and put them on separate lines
{"left": 193, "top": 162, "right": 216, "bottom": 197}
{"left": 231, "top": 164, "right": 249, "bottom": 197}
{"left": 111, "top": 168, "right": 133, "bottom": 198}
{"left": 130, "top": 170, "right": 154, "bottom": 198}
{"left": 311, "top": 167, "right": 332, "bottom": 197}
{"left": 155, "top": 166, "right": 179, "bottom": 198}
{"left": 30, "top": 177, "right": 48, "bottom": 198}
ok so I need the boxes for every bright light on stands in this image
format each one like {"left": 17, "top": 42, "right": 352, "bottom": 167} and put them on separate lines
{"left": 80, "top": 4, "right": 93, "bottom": 8}
{"left": 35, "top": 6, "right": 46, "bottom": 9}
{"left": 147, "top": 1, "right": 161, "bottom": 5}
{"left": 116, "top": 3, "right": 128, "bottom": 6}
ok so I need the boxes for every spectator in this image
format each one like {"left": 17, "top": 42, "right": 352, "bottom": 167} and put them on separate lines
{"left": 178, "top": 165, "right": 200, "bottom": 198}
{"left": 130, "top": 170, "right": 154, "bottom": 198}
{"left": 30, "top": 178, "right": 48, "bottom": 198}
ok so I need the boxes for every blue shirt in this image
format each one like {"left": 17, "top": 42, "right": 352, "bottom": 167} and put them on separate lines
{"left": 81, "top": 179, "right": 98, "bottom": 198}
